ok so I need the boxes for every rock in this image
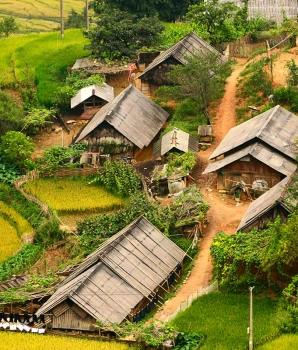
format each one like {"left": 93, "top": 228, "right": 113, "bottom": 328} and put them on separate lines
{"left": 66, "top": 120, "right": 76, "bottom": 124}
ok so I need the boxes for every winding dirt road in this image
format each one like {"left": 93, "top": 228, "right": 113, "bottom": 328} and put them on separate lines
{"left": 154, "top": 59, "right": 250, "bottom": 321}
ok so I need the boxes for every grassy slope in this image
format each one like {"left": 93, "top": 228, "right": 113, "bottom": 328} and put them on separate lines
{"left": 171, "top": 293, "right": 278, "bottom": 350}
{"left": 0, "top": 0, "right": 85, "bottom": 33}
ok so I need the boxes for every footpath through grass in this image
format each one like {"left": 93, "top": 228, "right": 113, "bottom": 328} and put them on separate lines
{"left": 171, "top": 292, "right": 278, "bottom": 350}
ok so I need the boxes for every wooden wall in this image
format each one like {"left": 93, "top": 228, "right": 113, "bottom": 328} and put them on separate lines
{"left": 241, "top": 204, "right": 290, "bottom": 232}
{"left": 216, "top": 157, "right": 283, "bottom": 189}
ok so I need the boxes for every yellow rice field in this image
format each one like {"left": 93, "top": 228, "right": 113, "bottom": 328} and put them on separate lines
{"left": 23, "top": 178, "right": 126, "bottom": 213}
{"left": 0, "top": 201, "right": 33, "bottom": 236}
{"left": 0, "top": 332, "right": 133, "bottom": 350}
{"left": 0, "top": 217, "right": 21, "bottom": 262}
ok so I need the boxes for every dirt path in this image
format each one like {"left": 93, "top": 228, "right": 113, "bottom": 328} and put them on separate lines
{"left": 154, "top": 59, "right": 250, "bottom": 321}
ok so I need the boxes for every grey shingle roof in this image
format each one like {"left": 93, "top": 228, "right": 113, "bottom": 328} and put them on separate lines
{"left": 138, "top": 32, "right": 226, "bottom": 80}
{"left": 71, "top": 84, "right": 114, "bottom": 108}
{"left": 36, "top": 216, "right": 185, "bottom": 324}
{"left": 236, "top": 176, "right": 295, "bottom": 232}
{"left": 73, "top": 85, "right": 169, "bottom": 149}
{"left": 203, "top": 142, "right": 297, "bottom": 175}
{"left": 153, "top": 128, "right": 199, "bottom": 160}
{"left": 209, "top": 105, "right": 298, "bottom": 160}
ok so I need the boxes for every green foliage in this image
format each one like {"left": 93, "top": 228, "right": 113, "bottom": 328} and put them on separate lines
{"left": 34, "top": 218, "right": 65, "bottom": 248}
{"left": 85, "top": 10, "right": 164, "bottom": 59}
{"left": 0, "top": 155, "right": 21, "bottom": 184}
{"left": 163, "top": 99, "right": 207, "bottom": 138}
{"left": 159, "top": 23, "right": 201, "bottom": 49}
{"left": 166, "top": 152, "right": 197, "bottom": 177}
{"left": 22, "top": 107, "right": 56, "bottom": 135}
{"left": 1, "top": 131, "right": 35, "bottom": 171}
{"left": 65, "top": 9, "right": 86, "bottom": 29}
{"left": 273, "top": 86, "right": 298, "bottom": 112}
{"left": 186, "top": 0, "right": 240, "bottom": 44}
{"left": 174, "top": 332, "right": 205, "bottom": 349}
{"left": 286, "top": 59, "right": 298, "bottom": 87}
{"left": 97, "top": 320, "right": 177, "bottom": 347}
{"left": 0, "top": 16, "right": 19, "bottom": 37}
{"left": 171, "top": 292, "right": 279, "bottom": 350}
{"left": 0, "top": 244, "right": 42, "bottom": 281}
{"left": 0, "top": 91, "right": 25, "bottom": 135}
{"left": 90, "top": 160, "right": 142, "bottom": 197}
{"left": 52, "top": 70, "right": 104, "bottom": 112}
{"left": 157, "top": 53, "right": 232, "bottom": 114}
{"left": 35, "top": 144, "right": 87, "bottom": 173}
{"left": 257, "top": 334, "right": 298, "bottom": 350}
{"left": 76, "top": 191, "right": 173, "bottom": 253}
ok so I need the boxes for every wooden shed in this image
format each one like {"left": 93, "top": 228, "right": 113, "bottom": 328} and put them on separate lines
{"left": 73, "top": 84, "right": 169, "bottom": 160}
{"left": 137, "top": 32, "right": 226, "bottom": 96}
{"left": 204, "top": 106, "right": 298, "bottom": 190}
{"left": 237, "top": 175, "right": 296, "bottom": 233}
{"left": 70, "top": 84, "right": 114, "bottom": 120}
{"left": 153, "top": 128, "right": 199, "bottom": 162}
{"left": 36, "top": 216, "right": 185, "bottom": 331}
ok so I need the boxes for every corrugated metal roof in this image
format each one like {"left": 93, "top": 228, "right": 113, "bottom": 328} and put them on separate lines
{"left": 153, "top": 128, "right": 199, "bottom": 160}
{"left": 73, "top": 85, "right": 169, "bottom": 149}
{"left": 71, "top": 84, "right": 114, "bottom": 109}
{"left": 138, "top": 32, "right": 226, "bottom": 79}
{"left": 237, "top": 176, "right": 294, "bottom": 232}
{"left": 36, "top": 216, "right": 185, "bottom": 324}
{"left": 209, "top": 105, "right": 298, "bottom": 160}
{"left": 203, "top": 142, "right": 297, "bottom": 175}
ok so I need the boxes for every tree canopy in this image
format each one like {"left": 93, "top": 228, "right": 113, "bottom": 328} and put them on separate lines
{"left": 85, "top": 10, "right": 164, "bottom": 59}
{"left": 0, "top": 16, "right": 19, "bottom": 37}
{"left": 157, "top": 52, "right": 231, "bottom": 116}
{"left": 90, "top": 0, "right": 199, "bottom": 22}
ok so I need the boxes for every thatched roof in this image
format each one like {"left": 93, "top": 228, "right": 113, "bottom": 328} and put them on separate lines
{"left": 36, "top": 216, "right": 185, "bottom": 324}
{"left": 138, "top": 32, "right": 226, "bottom": 80}
{"left": 71, "top": 84, "right": 114, "bottom": 109}
{"left": 203, "top": 142, "right": 297, "bottom": 176}
{"left": 153, "top": 128, "right": 199, "bottom": 160}
{"left": 73, "top": 84, "right": 169, "bottom": 149}
{"left": 209, "top": 105, "right": 298, "bottom": 161}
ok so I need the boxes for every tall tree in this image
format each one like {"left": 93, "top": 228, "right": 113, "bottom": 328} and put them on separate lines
{"left": 0, "top": 16, "right": 19, "bottom": 37}
{"left": 156, "top": 52, "right": 231, "bottom": 117}
{"left": 85, "top": 10, "right": 164, "bottom": 59}
{"left": 186, "top": 0, "right": 239, "bottom": 44}
{"left": 90, "top": 0, "right": 198, "bottom": 22}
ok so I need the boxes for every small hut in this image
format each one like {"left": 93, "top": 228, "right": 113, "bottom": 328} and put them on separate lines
{"left": 237, "top": 175, "right": 296, "bottom": 232}
{"left": 137, "top": 32, "right": 226, "bottom": 96}
{"left": 203, "top": 106, "right": 298, "bottom": 190}
{"left": 36, "top": 216, "right": 185, "bottom": 331}
{"left": 153, "top": 128, "right": 199, "bottom": 162}
{"left": 198, "top": 125, "right": 213, "bottom": 143}
{"left": 71, "top": 84, "right": 114, "bottom": 120}
{"left": 73, "top": 85, "right": 168, "bottom": 161}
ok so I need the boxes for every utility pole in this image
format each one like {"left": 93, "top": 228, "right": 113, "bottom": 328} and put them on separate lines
{"left": 60, "top": 0, "right": 64, "bottom": 39}
{"left": 86, "top": 0, "right": 89, "bottom": 32}
{"left": 249, "top": 286, "right": 255, "bottom": 350}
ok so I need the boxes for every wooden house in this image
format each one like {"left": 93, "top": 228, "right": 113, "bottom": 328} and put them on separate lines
{"left": 198, "top": 125, "right": 213, "bottom": 143}
{"left": 203, "top": 105, "right": 298, "bottom": 190}
{"left": 153, "top": 128, "right": 199, "bottom": 162}
{"left": 70, "top": 84, "right": 114, "bottom": 120}
{"left": 36, "top": 216, "right": 185, "bottom": 331}
{"left": 237, "top": 176, "right": 296, "bottom": 232}
{"left": 73, "top": 84, "right": 169, "bottom": 160}
{"left": 137, "top": 32, "right": 226, "bottom": 96}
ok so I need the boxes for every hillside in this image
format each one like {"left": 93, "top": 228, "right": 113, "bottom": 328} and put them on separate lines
{"left": 0, "top": 0, "right": 85, "bottom": 33}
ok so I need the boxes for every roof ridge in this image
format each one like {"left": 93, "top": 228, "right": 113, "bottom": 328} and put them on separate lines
{"left": 256, "top": 104, "right": 282, "bottom": 138}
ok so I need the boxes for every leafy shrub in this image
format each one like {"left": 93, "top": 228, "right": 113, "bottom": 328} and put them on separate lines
{"left": 0, "top": 155, "right": 21, "bottom": 184}
{"left": 174, "top": 332, "right": 205, "bottom": 349}
{"left": 274, "top": 86, "right": 298, "bottom": 112}
{"left": 90, "top": 160, "right": 142, "bottom": 197}
{"left": 34, "top": 218, "right": 65, "bottom": 248}
{"left": 0, "top": 244, "right": 42, "bottom": 281}
{"left": 166, "top": 152, "right": 197, "bottom": 177}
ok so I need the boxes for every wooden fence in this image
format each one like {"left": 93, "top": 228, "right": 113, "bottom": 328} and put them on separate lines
{"left": 41, "top": 167, "right": 99, "bottom": 178}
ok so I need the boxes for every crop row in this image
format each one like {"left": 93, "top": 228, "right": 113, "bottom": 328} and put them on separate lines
{"left": 0, "top": 332, "right": 133, "bottom": 350}
{"left": 0, "top": 201, "right": 33, "bottom": 236}
{"left": 23, "top": 179, "right": 125, "bottom": 213}
{"left": 0, "top": 217, "right": 21, "bottom": 262}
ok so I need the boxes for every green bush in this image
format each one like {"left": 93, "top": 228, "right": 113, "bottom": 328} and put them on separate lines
{"left": 34, "top": 218, "right": 65, "bottom": 248}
